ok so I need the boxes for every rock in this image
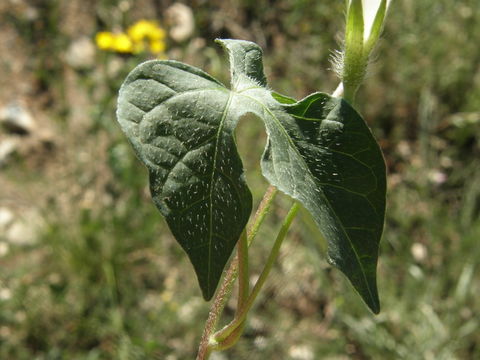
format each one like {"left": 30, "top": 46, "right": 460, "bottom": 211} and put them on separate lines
{"left": 0, "top": 208, "right": 44, "bottom": 247}
{"left": 289, "top": 345, "right": 314, "bottom": 360}
{"left": 0, "top": 287, "right": 12, "bottom": 301}
{"left": 6, "top": 221, "right": 36, "bottom": 246}
{"left": 64, "top": 36, "right": 96, "bottom": 69}
{"left": 0, "top": 102, "right": 36, "bottom": 135}
{"left": 166, "top": 3, "right": 195, "bottom": 42}
{"left": 411, "top": 242, "right": 428, "bottom": 262}
{"left": 0, "top": 207, "right": 14, "bottom": 229}
{"left": 5, "top": 218, "right": 41, "bottom": 246}
{"left": 0, "top": 138, "right": 19, "bottom": 167}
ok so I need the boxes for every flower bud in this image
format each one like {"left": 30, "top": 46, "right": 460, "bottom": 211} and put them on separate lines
{"left": 336, "top": 0, "right": 391, "bottom": 102}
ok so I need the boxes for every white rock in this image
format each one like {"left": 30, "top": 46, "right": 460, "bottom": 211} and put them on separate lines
{"left": 6, "top": 221, "right": 37, "bottom": 246}
{"left": 0, "top": 138, "right": 19, "bottom": 167}
{"left": 0, "top": 103, "right": 36, "bottom": 134}
{"left": 0, "top": 287, "right": 12, "bottom": 301}
{"left": 289, "top": 345, "right": 314, "bottom": 360}
{"left": 411, "top": 242, "right": 428, "bottom": 262}
{"left": 65, "top": 37, "right": 96, "bottom": 69}
{"left": 166, "top": 3, "right": 195, "bottom": 42}
{"left": 0, "top": 207, "right": 14, "bottom": 229}
{"left": 5, "top": 210, "right": 44, "bottom": 246}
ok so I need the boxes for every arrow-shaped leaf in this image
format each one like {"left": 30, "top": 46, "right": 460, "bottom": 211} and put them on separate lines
{"left": 218, "top": 40, "right": 386, "bottom": 312}
{"left": 116, "top": 39, "right": 386, "bottom": 312}
{"left": 261, "top": 92, "right": 386, "bottom": 313}
{"left": 116, "top": 60, "right": 253, "bottom": 300}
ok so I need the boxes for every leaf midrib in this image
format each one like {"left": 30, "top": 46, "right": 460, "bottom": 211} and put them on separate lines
{"left": 239, "top": 92, "right": 377, "bottom": 305}
{"left": 140, "top": 77, "right": 243, "bottom": 296}
{"left": 130, "top": 63, "right": 377, "bottom": 303}
{"left": 206, "top": 92, "right": 234, "bottom": 296}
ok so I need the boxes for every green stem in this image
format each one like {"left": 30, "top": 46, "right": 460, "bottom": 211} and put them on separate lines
{"left": 237, "top": 229, "right": 249, "bottom": 310}
{"left": 212, "top": 202, "right": 300, "bottom": 344}
{"left": 196, "top": 185, "right": 278, "bottom": 360}
{"left": 197, "top": 83, "right": 343, "bottom": 359}
{"left": 343, "top": 85, "right": 358, "bottom": 105}
{"left": 247, "top": 186, "right": 278, "bottom": 246}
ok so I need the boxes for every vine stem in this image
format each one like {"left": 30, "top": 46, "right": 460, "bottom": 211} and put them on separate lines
{"left": 232, "top": 229, "right": 249, "bottom": 344}
{"left": 212, "top": 202, "right": 300, "bottom": 344}
{"left": 196, "top": 185, "right": 278, "bottom": 360}
{"left": 196, "top": 83, "right": 344, "bottom": 359}
{"left": 237, "top": 229, "right": 249, "bottom": 310}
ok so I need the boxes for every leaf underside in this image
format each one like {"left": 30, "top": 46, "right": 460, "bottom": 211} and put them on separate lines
{"left": 116, "top": 39, "right": 386, "bottom": 312}
{"left": 117, "top": 60, "right": 253, "bottom": 300}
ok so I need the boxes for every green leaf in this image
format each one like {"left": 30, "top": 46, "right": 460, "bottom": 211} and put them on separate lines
{"left": 116, "top": 60, "right": 253, "bottom": 300}
{"left": 271, "top": 91, "right": 297, "bottom": 105}
{"left": 260, "top": 92, "right": 386, "bottom": 313}
{"left": 116, "top": 39, "right": 386, "bottom": 313}
{"left": 215, "top": 39, "right": 267, "bottom": 89}
{"left": 215, "top": 39, "right": 386, "bottom": 312}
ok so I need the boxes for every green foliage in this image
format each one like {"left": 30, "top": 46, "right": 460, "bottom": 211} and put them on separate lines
{"left": 343, "top": 0, "right": 365, "bottom": 95}
{"left": 117, "top": 39, "right": 386, "bottom": 312}
{"left": 266, "top": 92, "right": 386, "bottom": 313}
{"left": 117, "top": 60, "right": 253, "bottom": 300}
{"left": 341, "top": 0, "right": 388, "bottom": 102}
{"left": 3, "top": 0, "right": 480, "bottom": 358}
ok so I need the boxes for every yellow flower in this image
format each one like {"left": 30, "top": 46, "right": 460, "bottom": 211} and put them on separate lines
{"left": 113, "top": 33, "right": 134, "bottom": 53}
{"left": 95, "top": 20, "right": 167, "bottom": 55}
{"left": 127, "top": 20, "right": 166, "bottom": 43}
{"left": 149, "top": 40, "right": 166, "bottom": 54}
{"left": 149, "top": 27, "right": 166, "bottom": 41}
{"left": 95, "top": 32, "right": 115, "bottom": 50}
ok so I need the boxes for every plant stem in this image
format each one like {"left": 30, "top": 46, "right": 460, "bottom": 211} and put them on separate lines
{"left": 237, "top": 230, "right": 249, "bottom": 310}
{"left": 247, "top": 185, "right": 279, "bottom": 247}
{"left": 196, "top": 185, "right": 278, "bottom": 360}
{"left": 197, "top": 84, "right": 343, "bottom": 359}
{"left": 212, "top": 202, "right": 300, "bottom": 344}
{"left": 343, "top": 85, "right": 357, "bottom": 105}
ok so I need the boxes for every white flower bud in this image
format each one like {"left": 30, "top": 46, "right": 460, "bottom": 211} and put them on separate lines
{"left": 358, "top": 0, "right": 392, "bottom": 44}
{"left": 337, "top": 0, "right": 392, "bottom": 102}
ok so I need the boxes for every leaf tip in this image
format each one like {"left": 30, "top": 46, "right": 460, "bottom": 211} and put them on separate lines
{"left": 215, "top": 38, "right": 267, "bottom": 89}
{"left": 358, "top": 279, "right": 381, "bottom": 314}
{"left": 327, "top": 255, "right": 380, "bottom": 314}
{"left": 201, "top": 287, "right": 214, "bottom": 302}
{"left": 366, "top": 285, "right": 381, "bottom": 314}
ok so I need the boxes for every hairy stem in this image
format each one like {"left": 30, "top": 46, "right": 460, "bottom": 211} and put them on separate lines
{"left": 212, "top": 202, "right": 300, "bottom": 343}
{"left": 197, "top": 83, "right": 344, "bottom": 358}
{"left": 196, "top": 185, "right": 278, "bottom": 360}
{"left": 237, "top": 229, "right": 249, "bottom": 310}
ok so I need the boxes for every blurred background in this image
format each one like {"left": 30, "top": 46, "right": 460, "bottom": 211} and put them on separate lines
{"left": 0, "top": 0, "right": 479, "bottom": 359}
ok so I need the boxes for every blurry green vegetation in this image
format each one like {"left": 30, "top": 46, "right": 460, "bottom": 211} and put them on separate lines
{"left": 0, "top": 0, "right": 479, "bottom": 359}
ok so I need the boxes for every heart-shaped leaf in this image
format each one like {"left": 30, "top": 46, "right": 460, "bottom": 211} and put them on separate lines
{"left": 262, "top": 92, "right": 386, "bottom": 313}
{"left": 116, "top": 39, "right": 386, "bottom": 312}
{"left": 117, "top": 60, "right": 253, "bottom": 300}
{"left": 218, "top": 40, "right": 386, "bottom": 312}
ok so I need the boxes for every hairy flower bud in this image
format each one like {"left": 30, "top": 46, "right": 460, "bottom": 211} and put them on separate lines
{"left": 336, "top": 0, "right": 391, "bottom": 102}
